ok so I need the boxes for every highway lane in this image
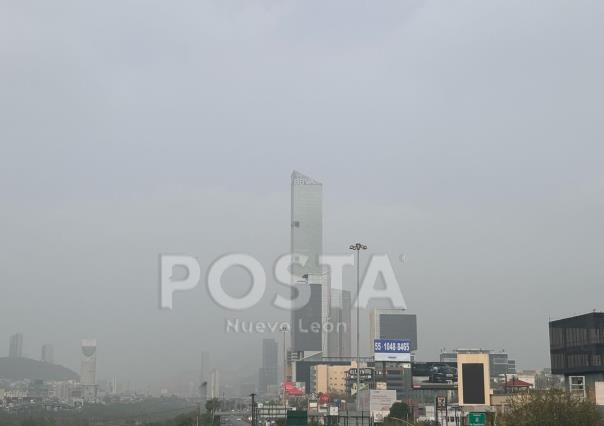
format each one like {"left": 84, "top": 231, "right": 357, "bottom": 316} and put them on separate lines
{"left": 221, "top": 414, "right": 251, "bottom": 426}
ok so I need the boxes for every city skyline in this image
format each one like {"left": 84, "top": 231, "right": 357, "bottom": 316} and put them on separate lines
{"left": 2, "top": 0, "right": 604, "bottom": 389}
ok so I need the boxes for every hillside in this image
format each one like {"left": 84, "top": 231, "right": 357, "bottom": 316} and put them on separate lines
{"left": 0, "top": 357, "right": 79, "bottom": 381}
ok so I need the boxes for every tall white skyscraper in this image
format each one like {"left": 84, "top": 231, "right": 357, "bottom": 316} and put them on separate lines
{"left": 290, "top": 171, "right": 325, "bottom": 354}
{"left": 80, "top": 339, "right": 97, "bottom": 386}
{"left": 209, "top": 369, "right": 220, "bottom": 399}
{"left": 9, "top": 333, "right": 23, "bottom": 358}
{"left": 290, "top": 170, "right": 323, "bottom": 278}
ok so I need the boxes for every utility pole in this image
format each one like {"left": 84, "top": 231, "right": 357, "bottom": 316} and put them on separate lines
{"left": 250, "top": 393, "right": 257, "bottom": 426}
{"left": 349, "top": 242, "right": 367, "bottom": 405}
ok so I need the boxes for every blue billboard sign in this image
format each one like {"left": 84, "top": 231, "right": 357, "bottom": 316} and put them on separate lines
{"left": 373, "top": 339, "right": 411, "bottom": 362}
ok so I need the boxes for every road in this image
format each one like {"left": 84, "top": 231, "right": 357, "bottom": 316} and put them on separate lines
{"left": 221, "top": 414, "right": 251, "bottom": 426}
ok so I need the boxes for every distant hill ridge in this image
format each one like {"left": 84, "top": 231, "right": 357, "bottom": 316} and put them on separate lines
{"left": 0, "top": 357, "right": 79, "bottom": 381}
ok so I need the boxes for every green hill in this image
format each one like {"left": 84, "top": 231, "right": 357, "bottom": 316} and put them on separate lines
{"left": 0, "top": 357, "right": 79, "bottom": 381}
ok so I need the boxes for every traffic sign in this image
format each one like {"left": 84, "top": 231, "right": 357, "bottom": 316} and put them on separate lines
{"left": 436, "top": 396, "right": 446, "bottom": 409}
{"left": 468, "top": 412, "right": 486, "bottom": 425}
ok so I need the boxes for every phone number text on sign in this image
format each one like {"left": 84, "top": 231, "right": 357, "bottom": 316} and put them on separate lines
{"left": 373, "top": 339, "right": 411, "bottom": 362}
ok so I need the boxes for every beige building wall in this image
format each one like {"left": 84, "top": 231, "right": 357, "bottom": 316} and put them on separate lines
{"left": 312, "top": 365, "right": 328, "bottom": 394}
{"left": 311, "top": 362, "right": 356, "bottom": 394}
{"left": 457, "top": 352, "right": 491, "bottom": 406}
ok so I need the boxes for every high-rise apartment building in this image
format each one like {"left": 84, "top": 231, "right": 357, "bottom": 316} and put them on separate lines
{"left": 259, "top": 338, "right": 278, "bottom": 395}
{"left": 328, "top": 289, "right": 352, "bottom": 357}
{"left": 209, "top": 369, "right": 220, "bottom": 399}
{"left": 9, "top": 333, "right": 23, "bottom": 358}
{"left": 290, "top": 171, "right": 324, "bottom": 354}
{"left": 41, "top": 344, "right": 54, "bottom": 364}
{"left": 80, "top": 339, "right": 97, "bottom": 386}
{"left": 262, "top": 338, "right": 278, "bottom": 369}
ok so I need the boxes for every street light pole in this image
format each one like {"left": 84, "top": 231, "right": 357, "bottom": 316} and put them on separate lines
{"left": 280, "top": 324, "right": 288, "bottom": 407}
{"left": 349, "top": 242, "right": 367, "bottom": 405}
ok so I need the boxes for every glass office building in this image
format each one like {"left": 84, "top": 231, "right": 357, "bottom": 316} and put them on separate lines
{"left": 550, "top": 312, "right": 604, "bottom": 375}
{"left": 290, "top": 171, "right": 324, "bottom": 353}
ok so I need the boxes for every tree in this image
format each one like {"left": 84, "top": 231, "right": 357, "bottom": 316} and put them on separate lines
{"left": 387, "top": 402, "right": 411, "bottom": 420}
{"left": 499, "top": 389, "right": 602, "bottom": 426}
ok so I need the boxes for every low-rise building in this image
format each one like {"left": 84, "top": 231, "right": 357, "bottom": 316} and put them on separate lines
{"left": 310, "top": 363, "right": 353, "bottom": 395}
{"left": 549, "top": 312, "right": 604, "bottom": 403}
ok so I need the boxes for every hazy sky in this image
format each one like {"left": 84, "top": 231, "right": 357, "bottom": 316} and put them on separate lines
{"left": 1, "top": 0, "right": 603, "bottom": 390}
